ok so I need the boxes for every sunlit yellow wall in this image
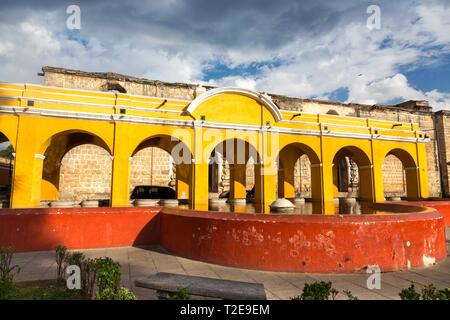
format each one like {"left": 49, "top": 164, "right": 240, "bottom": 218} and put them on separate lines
{"left": 0, "top": 83, "right": 429, "bottom": 211}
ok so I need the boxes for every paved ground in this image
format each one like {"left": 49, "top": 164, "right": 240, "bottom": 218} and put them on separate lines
{"left": 12, "top": 228, "right": 450, "bottom": 300}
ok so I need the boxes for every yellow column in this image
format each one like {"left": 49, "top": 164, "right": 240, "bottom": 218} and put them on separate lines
{"left": 11, "top": 151, "right": 44, "bottom": 208}
{"left": 332, "top": 161, "right": 339, "bottom": 197}
{"left": 358, "top": 165, "right": 375, "bottom": 202}
{"left": 190, "top": 125, "right": 208, "bottom": 210}
{"left": 310, "top": 163, "right": 324, "bottom": 202}
{"left": 404, "top": 167, "right": 420, "bottom": 200}
{"left": 11, "top": 117, "right": 43, "bottom": 208}
{"left": 111, "top": 123, "right": 131, "bottom": 207}
{"left": 278, "top": 156, "right": 296, "bottom": 199}
{"left": 254, "top": 161, "right": 277, "bottom": 213}
{"left": 229, "top": 163, "right": 247, "bottom": 201}
{"left": 370, "top": 137, "right": 385, "bottom": 203}
{"left": 372, "top": 162, "right": 385, "bottom": 203}
{"left": 416, "top": 141, "right": 429, "bottom": 199}
{"left": 321, "top": 159, "right": 334, "bottom": 204}
{"left": 176, "top": 163, "right": 191, "bottom": 203}
{"left": 191, "top": 161, "right": 209, "bottom": 210}
{"left": 320, "top": 135, "right": 334, "bottom": 204}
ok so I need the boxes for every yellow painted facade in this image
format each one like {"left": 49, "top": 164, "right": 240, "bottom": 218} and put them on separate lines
{"left": 0, "top": 83, "right": 429, "bottom": 212}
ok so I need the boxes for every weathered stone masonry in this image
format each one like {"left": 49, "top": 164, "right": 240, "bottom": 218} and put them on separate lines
{"left": 40, "top": 66, "right": 448, "bottom": 200}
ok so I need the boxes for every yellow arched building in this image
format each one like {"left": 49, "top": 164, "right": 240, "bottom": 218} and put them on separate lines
{"left": 0, "top": 82, "right": 429, "bottom": 212}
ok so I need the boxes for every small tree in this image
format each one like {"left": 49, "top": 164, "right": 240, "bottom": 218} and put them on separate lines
{"left": 55, "top": 245, "right": 68, "bottom": 285}
{"left": 0, "top": 246, "right": 20, "bottom": 283}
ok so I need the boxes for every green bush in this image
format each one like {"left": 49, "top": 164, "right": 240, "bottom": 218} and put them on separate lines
{"left": 400, "top": 283, "right": 450, "bottom": 300}
{"left": 93, "top": 257, "right": 121, "bottom": 294}
{"left": 291, "top": 281, "right": 339, "bottom": 300}
{"left": 159, "top": 288, "right": 191, "bottom": 300}
{"left": 64, "top": 251, "right": 85, "bottom": 268}
{"left": 55, "top": 245, "right": 68, "bottom": 285}
{"left": 0, "top": 280, "right": 21, "bottom": 299}
{"left": 95, "top": 287, "right": 136, "bottom": 300}
{"left": 54, "top": 247, "right": 131, "bottom": 300}
{"left": 80, "top": 258, "right": 98, "bottom": 300}
{"left": 0, "top": 246, "right": 20, "bottom": 283}
{"left": 60, "top": 251, "right": 98, "bottom": 299}
{"left": 343, "top": 290, "right": 359, "bottom": 300}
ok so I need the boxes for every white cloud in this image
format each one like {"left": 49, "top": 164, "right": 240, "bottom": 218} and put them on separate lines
{"left": 0, "top": 1, "right": 449, "bottom": 110}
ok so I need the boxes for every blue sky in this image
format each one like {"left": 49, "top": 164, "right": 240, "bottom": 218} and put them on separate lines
{"left": 0, "top": 0, "right": 449, "bottom": 108}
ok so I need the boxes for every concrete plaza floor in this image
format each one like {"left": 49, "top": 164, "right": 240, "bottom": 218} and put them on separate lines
{"left": 12, "top": 228, "right": 450, "bottom": 300}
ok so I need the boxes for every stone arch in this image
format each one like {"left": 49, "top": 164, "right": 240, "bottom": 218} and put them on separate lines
{"left": 0, "top": 132, "right": 14, "bottom": 207}
{"left": 384, "top": 148, "right": 420, "bottom": 200}
{"left": 208, "top": 138, "right": 261, "bottom": 204}
{"left": 131, "top": 134, "right": 193, "bottom": 203}
{"left": 382, "top": 154, "right": 406, "bottom": 198}
{"left": 40, "top": 130, "right": 113, "bottom": 203}
{"left": 332, "top": 146, "right": 373, "bottom": 201}
{"left": 277, "top": 142, "right": 321, "bottom": 201}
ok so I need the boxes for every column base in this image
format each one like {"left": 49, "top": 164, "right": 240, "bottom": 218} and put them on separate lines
{"left": 227, "top": 198, "right": 247, "bottom": 205}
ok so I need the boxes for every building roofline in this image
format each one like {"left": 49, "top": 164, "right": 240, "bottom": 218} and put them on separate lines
{"left": 41, "top": 66, "right": 434, "bottom": 114}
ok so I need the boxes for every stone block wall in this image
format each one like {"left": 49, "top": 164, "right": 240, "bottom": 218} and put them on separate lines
{"left": 58, "top": 145, "right": 174, "bottom": 201}
{"left": 59, "top": 145, "right": 112, "bottom": 201}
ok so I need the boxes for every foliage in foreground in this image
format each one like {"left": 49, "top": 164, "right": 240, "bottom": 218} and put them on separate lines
{"left": 95, "top": 287, "right": 136, "bottom": 300}
{"left": 399, "top": 283, "right": 450, "bottom": 300}
{"left": 290, "top": 281, "right": 354, "bottom": 300}
{"left": 0, "top": 246, "right": 20, "bottom": 283}
{"left": 290, "top": 280, "right": 450, "bottom": 300}
{"left": 159, "top": 288, "right": 191, "bottom": 300}
{"left": 0, "top": 245, "right": 138, "bottom": 300}
{"left": 55, "top": 247, "right": 136, "bottom": 300}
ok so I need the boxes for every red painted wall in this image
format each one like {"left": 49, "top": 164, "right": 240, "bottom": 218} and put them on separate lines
{"left": 0, "top": 203, "right": 447, "bottom": 273}
{"left": 400, "top": 201, "right": 450, "bottom": 227}
{"left": 0, "top": 207, "right": 161, "bottom": 252}
{"left": 160, "top": 207, "right": 447, "bottom": 273}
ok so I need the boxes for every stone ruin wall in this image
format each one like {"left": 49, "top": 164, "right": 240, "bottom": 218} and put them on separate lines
{"left": 41, "top": 68, "right": 445, "bottom": 200}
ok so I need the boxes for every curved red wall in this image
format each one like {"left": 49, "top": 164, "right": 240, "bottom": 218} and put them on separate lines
{"left": 160, "top": 207, "right": 447, "bottom": 273}
{"left": 0, "top": 204, "right": 447, "bottom": 273}
{"left": 0, "top": 207, "right": 161, "bottom": 252}
{"left": 399, "top": 201, "right": 450, "bottom": 227}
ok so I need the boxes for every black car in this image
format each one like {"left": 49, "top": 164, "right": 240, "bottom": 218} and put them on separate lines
{"left": 130, "top": 185, "right": 176, "bottom": 200}
{"left": 218, "top": 187, "right": 255, "bottom": 199}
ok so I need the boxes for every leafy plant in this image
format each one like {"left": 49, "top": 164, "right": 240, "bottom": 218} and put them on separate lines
{"left": 55, "top": 245, "right": 68, "bottom": 285}
{"left": 399, "top": 283, "right": 421, "bottom": 300}
{"left": 95, "top": 287, "right": 136, "bottom": 300}
{"left": 80, "top": 258, "right": 98, "bottom": 300}
{"left": 53, "top": 246, "right": 136, "bottom": 300}
{"left": 64, "top": 251, "right": 85, "bottom": 268}
{"left": 160, "top": 288, "right": 190, "bottom": 300}
{"left": 290, "top": 281, "right": 359, "bottom": 300}
{"left": 400, "top": 283, "right": 450, "bottom": 300}
{"left": 291, "top": 281, "right": 338, "bottom": 300}
{"left": 0, "top": 279, "right": 21, "bottom": 299}
{"left": 343, "top": 290, "right": 359, "bottom": 300}
{"left": 60, "top": 251, "right": 97, "bottom": 299}
{"left": 93, "top": 257, "right": 121, "bottom": 294}
{"left": 0, "top": 246, "right": 20, "bottom": 283}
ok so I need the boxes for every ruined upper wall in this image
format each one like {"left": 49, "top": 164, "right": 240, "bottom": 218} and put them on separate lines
{"left": 41, "top": 66, "right": 432, "bottom": 117}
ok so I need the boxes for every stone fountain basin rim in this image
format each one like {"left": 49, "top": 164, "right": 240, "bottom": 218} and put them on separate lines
{"left": 161, "top": 203, "right": 439, "bottom": 224}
